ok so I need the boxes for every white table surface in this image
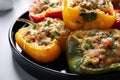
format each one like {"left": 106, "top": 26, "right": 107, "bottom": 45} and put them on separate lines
{"left": 0, "top": 0, "right": 38, "bottom": 80}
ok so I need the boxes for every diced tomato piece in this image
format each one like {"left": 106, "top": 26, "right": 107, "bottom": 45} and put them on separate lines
{"left": 29, "top": 36, "right": 35, "bottom": 42}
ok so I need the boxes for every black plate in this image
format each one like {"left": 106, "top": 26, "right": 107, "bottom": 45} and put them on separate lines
{"left": 8, "top": 11, "right": 120, "bottom": 80}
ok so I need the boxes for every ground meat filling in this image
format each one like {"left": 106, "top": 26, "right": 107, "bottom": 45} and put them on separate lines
{"left": 23, "top": 17, "right": 70, "bottom": 46}
{"left": 77, "top": 30, "right": 120, "bottom": 68}
{"left": 70, "top": 0, "right": 112, "bottom": 15}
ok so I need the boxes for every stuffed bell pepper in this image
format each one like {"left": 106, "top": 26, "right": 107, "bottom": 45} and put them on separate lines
{"left": 29, "top": 0, "right": 64, "bottom": 22}
{"left": 66, "top": 29, "right": 120, "bottom": 74}
{"left": 15, "top": 17, "right": 71, "bottom": 63}
{"left": 62, "top": 0, "right": 116, "bottom": 30}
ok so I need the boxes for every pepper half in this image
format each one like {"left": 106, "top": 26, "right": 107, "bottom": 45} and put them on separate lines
{"left": 62, "top": 0, "right": 116, "bottom": 30}
{"left": 29, "top": 0, "right": 63, "bottom": 22}
{"left": 15, "top": 18, "right": 61, "bottom": 63}
{"left": 66, "top": 29, "right": 120, "bottom": 74}
{"left": 15, "top": 17, "right": 71, "bottom": 63}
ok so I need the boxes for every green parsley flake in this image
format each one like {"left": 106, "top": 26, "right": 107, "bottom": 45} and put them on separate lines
{"left": 112, "top": 43, "right": 117, "bottom": 53}
{"left": 84, "top": 39, "right": 94, "bottom": 49}
{"left": 50, "top": 3, "right": 54, "bottom": 7}
{"left": 80, "top": 9, "right": 97, "bottom": 22}
{"left": 49, "top": 31, "right": 60, "bottom": 38}
{"left": 29, "top": 25, "right": 37, "bottom": 29}
{"left": 41, "top": 42, "right": 47, "bottom": 45}
{"left": 26, "top": 40, "right": 32, "bottom": 43}
{"left": 45, "top": 19, "right": 50, "bottom": 26}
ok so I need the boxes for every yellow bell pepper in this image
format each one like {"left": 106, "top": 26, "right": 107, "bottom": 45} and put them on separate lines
{"left": 15, "top": 18, "right": 61, "bottom": 63}
{"left": 62, "top": 0, "right": 84, "bottom": 30}
{"left": 62, "top": 0, "right": 116, "bottom": 30}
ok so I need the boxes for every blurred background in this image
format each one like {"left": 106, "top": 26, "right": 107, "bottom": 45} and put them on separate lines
{"left": 0, "top": 0, "right": 37, "bottom": 80}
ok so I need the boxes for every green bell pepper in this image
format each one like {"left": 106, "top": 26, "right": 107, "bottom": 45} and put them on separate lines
{"left": 66, "top": 29, "right": 120, "bottom": 74}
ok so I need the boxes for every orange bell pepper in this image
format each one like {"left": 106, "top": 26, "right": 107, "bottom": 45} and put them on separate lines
{"left": 62, "top": 0, "right": 116, "bottom": 30}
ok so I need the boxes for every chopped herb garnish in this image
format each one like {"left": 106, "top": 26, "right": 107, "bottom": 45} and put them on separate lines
{"left": 89, "top": 43, "right": 94, "bottom": 49}
{"left": 43, "top": 0, "right": 49, "bottom": 4}
{"left": 84, "top": 39, "right": 94, "bottom": 49}
{"left": 111, "top": 43, "right": 117, "bottom": 53}
{"left": 29, "top": 25, "right": 37, "bottom": 29}
{"left": 41, "top": 42, "right": 47, "bottom": 45}
{"left": 49, "top": 31, "right": 60, "bottom": 38}
{"left": 26, "top": 40, "right": 32, "bottom": 43}
{"left": 86, "top": 39, "right": 91, "bottom": 43}
{"left": 112, "top": 43, "right": 117, "bottom": 49}
{"left": 92, "top": 5, "right": 97, "bottom": 9}
{"left": 45, "top": 19, "right": 50, "bottom": 26}
{"left": 80, "top": 9, "right": 97, "bottom": 22}
{"left": 108, "top": 32, "right": 115, "bottom": 41}
{"left": 50, "top": 3, "right": 54, "bottom": 7}
{"left": 80, "top": 9, "right": 86, "bottom": 13}
{"left": 53, "top": 31, "right": 60, "bottom": 37}
{"left": 109, "top": 32, "right": 113, "bottom": 38}
{"left": 33, "top": 25, "right": 37, "bottom": 29}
